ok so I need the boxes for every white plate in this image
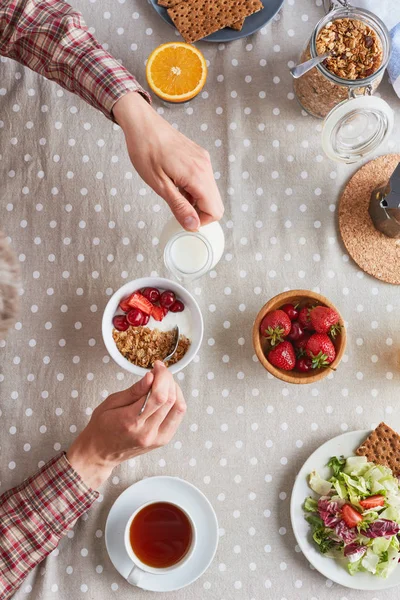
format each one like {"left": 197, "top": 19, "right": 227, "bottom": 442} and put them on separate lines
{"left": 102, "top": 277, "right": 204, "bottom": 376}
{"left": 105, "top": 476, "right": 218, "bottom": 592}
{"left": 291, "top": 429, "right": 400, "bottom": 591}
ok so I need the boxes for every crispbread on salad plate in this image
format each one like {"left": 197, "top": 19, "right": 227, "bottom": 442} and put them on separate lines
{"left": 291, "top": 425, "right": 400, "bottom": 591}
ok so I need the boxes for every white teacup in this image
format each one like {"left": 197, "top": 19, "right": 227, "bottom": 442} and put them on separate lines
{"left": 124, "top": 501, "right": 197, "bottom": 586}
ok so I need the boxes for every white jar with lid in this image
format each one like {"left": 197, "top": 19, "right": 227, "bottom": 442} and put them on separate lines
{"left": 160, "top": 218, "right": 225, "bottom": 283}
{"left": 293, "top": 6, "right": 394, "bottom": 163}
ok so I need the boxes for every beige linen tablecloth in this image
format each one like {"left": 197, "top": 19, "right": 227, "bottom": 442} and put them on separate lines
{"left": 1, "top": 0, "right": 400, "bottom": 598}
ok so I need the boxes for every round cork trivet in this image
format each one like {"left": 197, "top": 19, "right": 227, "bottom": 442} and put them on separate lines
{"left": 339, "top": 154, "right": 400, "bottom": 285}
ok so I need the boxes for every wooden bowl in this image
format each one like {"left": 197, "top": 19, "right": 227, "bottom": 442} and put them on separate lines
{"left": 252, "top": 290, "right": 347, "bottom": 384}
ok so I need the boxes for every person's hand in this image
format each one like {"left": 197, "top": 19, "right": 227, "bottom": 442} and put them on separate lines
{"left": 113, "top": 92, "right": 224, "bottom": 232}
{"left": 66, "top": 361, "right": 186, "bottom": 489}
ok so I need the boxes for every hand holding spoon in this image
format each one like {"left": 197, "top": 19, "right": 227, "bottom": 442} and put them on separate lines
{"left": 138, "top": 326, "right": 180, "bottom": 416}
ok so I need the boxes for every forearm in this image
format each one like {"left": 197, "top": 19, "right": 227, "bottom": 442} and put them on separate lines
{"left": 0, "top": 0, "right": 150, "bottom": 120}
{"left": 0, "top": 452, "right": 98, "bottom": 599}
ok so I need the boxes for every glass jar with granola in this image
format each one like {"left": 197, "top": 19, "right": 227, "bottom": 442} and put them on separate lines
{"left": 293, "top": 7, "right": 394, "bottom": 163}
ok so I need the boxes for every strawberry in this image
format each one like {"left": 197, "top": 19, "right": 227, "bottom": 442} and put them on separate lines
{"left": 151, "top": 305, "right": 165, "bottom": 322}
{"left": 310, "top": 305, "right": 340, "bottom": 337}
{"left": 298, "top": 305, "right": 313, "bottom": 331}
{"left": 127, "top": 292, "right": 153, "bottom": 315}
{"left": 342, "top": 505, "right": 363, "bottom": 528}
{"left": 359, "top": 495, "right": 385, "bottom": 509}
{"left": 119, "top": 297, "right": 131, "bottom": 312}
{"left": 260, "top": 310, "right": 291, "bottom": 346}
{"left": 305, "top": 333, "right": 336, "bottom": 368}
{"left": 268, "top": 341, "right": 296, "bottom": 371}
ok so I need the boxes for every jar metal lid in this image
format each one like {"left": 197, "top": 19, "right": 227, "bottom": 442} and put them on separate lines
{"left": 321, "top": 96, "right": 394, "bottom": 163}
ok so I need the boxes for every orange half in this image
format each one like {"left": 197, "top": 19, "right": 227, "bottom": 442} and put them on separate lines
{"left": 146, "top": 43, "right": 207, "bottom": 103}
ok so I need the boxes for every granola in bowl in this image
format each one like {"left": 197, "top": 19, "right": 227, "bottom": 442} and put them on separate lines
{"left": 111, "top": 285, "right": 192, "bottom": 369}
{"left": 102, "top": 277, "right": 203, "bottom": 376}
{"left": 113, "top": 326, "right": 191, "bottom": 368}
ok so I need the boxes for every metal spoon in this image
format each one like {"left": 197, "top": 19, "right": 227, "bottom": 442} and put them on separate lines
{"left": 138, "top": 325, "right": 180, "bottom": 416}
{"left": 290, "top": 52, "right": 331, "bottom": 79}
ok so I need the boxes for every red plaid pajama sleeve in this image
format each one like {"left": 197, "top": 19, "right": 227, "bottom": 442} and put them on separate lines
{"left": 0, "top": 0, "right": 150, "bottom": 120}
{"left": 0, "top": 452, "right": 99, "bottom": 599}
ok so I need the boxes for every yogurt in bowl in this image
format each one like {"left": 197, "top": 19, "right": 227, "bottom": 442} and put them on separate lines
{"left": 102, "top": 277, "right": 203, "bottom": 376}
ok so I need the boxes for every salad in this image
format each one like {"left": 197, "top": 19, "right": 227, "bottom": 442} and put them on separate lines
{"left": 304, "top": 455, "right": 400, "bottom": 578}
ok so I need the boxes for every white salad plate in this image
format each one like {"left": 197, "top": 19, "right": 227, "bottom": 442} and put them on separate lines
{"left": 105, "top": 476, "right": 219, "bottom": 592}
{"left": 102, "top": 277, "right": 203, "bottom": 376}
{"left": 291, "top": 429, "right": 400, "bottom": 591}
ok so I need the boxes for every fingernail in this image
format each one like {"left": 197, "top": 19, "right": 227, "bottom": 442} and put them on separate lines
{"left": 154, "top": 360, "right": 165, "bottom": 368}
{"left": 183, "top": 216, "right": 199, "bottom": 231}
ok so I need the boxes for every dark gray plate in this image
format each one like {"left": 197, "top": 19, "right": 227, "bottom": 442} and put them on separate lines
{"left": 147, "top": 0, "right": 285, "bottom": 43}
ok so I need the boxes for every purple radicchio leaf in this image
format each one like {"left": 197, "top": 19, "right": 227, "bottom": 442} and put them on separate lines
{"left": 343, "top": 542, "right": 367, "bottom": 562}
{"left": 363, "top": 519, "right": 400, "bottom": 539}
{"left": 318, "top": 497, "right": 345, "bottom": 528}
{"left": 335, "top": 520, "right": 358, "bottom": 544}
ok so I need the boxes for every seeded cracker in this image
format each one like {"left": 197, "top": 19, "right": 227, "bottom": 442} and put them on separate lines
{"left": 157, "top": 0, "right": 181, "bottom": 8}
{"left": 167, "top": 0, "right": 263, "bottom": 44}
{"left": 356, "top": 422, "right": 400, "bottom": 476}
{"left": 158, "top": 0, "right": 244, "bottom": 29}
{"left": 230, "top": 18, "right": 245, "bottom": 31}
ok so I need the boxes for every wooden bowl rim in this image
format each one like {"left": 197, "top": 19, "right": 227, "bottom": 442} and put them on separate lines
{"left": 252, "top": 289, "right": 347, "bottom": 385}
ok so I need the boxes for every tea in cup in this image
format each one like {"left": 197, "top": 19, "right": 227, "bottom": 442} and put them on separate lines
{"left": 124, "top": 501, "right": 196, "bottom": 586}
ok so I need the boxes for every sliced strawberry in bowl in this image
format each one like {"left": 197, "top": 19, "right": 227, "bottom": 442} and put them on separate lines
{"left": 119, "top": 297, "right": 131, "bottom": 313}
{"left": 151, "top": 305, "right": 165, "bottom": 322}
{"left": 127, "top": 292, "right": 153, "bottom": 315}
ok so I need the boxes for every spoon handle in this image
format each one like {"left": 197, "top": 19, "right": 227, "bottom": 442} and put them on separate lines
{"left": 138, "top": 388, "right": 151, "bottom": 416}
{"left": 290, "top": 52, "right": 330, "bottom": 79}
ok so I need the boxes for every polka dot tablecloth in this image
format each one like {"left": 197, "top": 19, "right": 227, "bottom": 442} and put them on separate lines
{"left": 1, "top": 0, "right": 400, "bottom": 599}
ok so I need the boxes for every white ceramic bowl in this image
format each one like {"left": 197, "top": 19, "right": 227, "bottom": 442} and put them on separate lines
{"left": 102, "top": 277, "right": 203, "bottom": 376}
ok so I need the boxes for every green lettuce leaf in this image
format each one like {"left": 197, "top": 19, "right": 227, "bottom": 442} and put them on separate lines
{"left": 309, "top": 471, "right": 332, "bottom": 496}
{"left": 304, "top": 497, "right": 318, "bottom": 513}
{"left": 328, "top": 456, "right": 346, "bottom": 477}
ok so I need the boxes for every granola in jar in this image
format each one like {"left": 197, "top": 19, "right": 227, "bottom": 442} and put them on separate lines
{"left": 294, "top": 10, "right": 389, "bottom": 119}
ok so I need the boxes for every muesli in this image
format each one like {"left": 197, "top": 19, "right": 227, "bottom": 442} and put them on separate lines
{"left": 113, "top": 326, "right": 191, "bottom": 368}
{"left": 294, "top": 18, "right": 383, "bottom": 118}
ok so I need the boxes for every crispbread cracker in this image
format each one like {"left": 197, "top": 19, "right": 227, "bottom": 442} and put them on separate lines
{"left": 158, "top": 0, "right": 246, "bottom": 33}
{"left": 230, "top": 18, "right": 245, "bottom": 30}
{"left": 158, "top": 0, "right": 181, "bottom": 8}
{"left": 356, "top": 422, "right": 400, "bottom": 476}
{"left": 168, "top": 0, "right": 263, "bottom": 43}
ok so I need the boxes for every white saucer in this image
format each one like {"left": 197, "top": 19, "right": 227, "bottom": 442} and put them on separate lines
{"left": 105, "top": 476, "right": 219, "bottom": 592}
